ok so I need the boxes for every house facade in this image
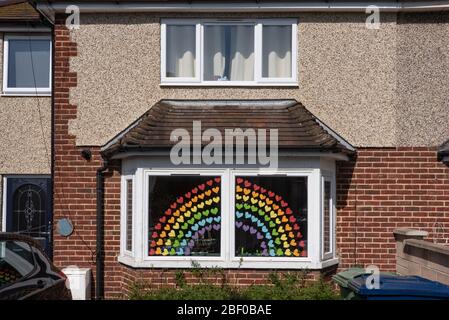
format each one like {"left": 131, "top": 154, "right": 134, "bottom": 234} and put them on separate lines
{"left": 0, "top": 1, "right": 52, "bottom": 255}
{"left": 26, "top": 0, "right": 449, "bottom": 299}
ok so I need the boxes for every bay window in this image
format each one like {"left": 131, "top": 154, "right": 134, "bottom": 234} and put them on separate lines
{"left": 161, "top": 19, "right": 297, "bottom": 86}
{"left": 120, "top": 160, "right": 337, "bottom": 269}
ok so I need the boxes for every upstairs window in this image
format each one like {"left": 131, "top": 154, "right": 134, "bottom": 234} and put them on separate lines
{"left": 2, "top": 34, "right": 52, "bottom": 95}
{"left": 161, "top": 19, "right": 297, "bottom": 86}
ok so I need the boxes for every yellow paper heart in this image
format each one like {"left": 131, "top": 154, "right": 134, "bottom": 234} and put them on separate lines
{"left": 283, "top": 241, "right": 290, "bottom": 249}
{"left": 168, "top": 217, "right": 175, "bottom": 224}
{"left": 265, "top": 205, "right": 271, "bottom": 212}
{"left": 236, "top": 194, "right": 242, "bottom": 200}
{"left": 168, "top": 230, "right": 176, "bottom": 237}
{"left": 275, "top": 218, "right": 281, "bottom": 225}
{"left": 173, "top": 223, "right": 180, "bottom": 230}
{"left": 280, "top": 234, "right": 287, "bottom": 241}
{"left": 270, "top": 211, "right": 277, "bottom": 219}
{"left": 162, "top": 249, "right": 169, "bottom": 256}
{"left": 177, "top": 216, "right": 184, "bottom": 223}
{"left": 205, "top": 199, "right": 212, "bottom": 206}
{"left": 156, "top": 239, "right": 163, "bottom": 246}
{"left": 285, "top": 248, "right": 292, "bottom": 256}
{"left": 278, "top": 226, "right": 285, "bottom": 233}
{"left": 165, "top": 239, "right": 172, "bottom": 246}
{"left": 191, "top": 206, "right": 197, "bottom": 212}
{"left": 164, "top": 225, "right": 170, "bottom": 231}
{"left": 184, "top": 211, "right": 191, "bottom": 218}
{"left": 243, "top": 188, "right": 251, "bottom": 195}
{"left": 259, "top": 194, "right": 266, "bottom": 200}
{"left": 243, "top": 195, "right": 249, "bottom": 202}
{"left": 250, "top": 198, "right": 258, "bottom": 204}
{"left": 213, "top": 196, "right": 220, "bottom": 203}
{"left": 258, "top": 200, "right": 265, "bottom": 208}
{"left": 197, "top": 202, "right": 205, "bottom": 209}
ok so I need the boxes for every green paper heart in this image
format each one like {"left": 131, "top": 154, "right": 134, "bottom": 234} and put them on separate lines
{"left": 177, "top": 230, "right": 185, "bottom": 238}
{"left": 187, "top": 218, "right": 195, "bottom": 225}
{"left": 211, "top": 207, "right": 219, "bottom": 215}
{"left": 274, "top": 237, "right": 281, "bottom": 245}
{"left": 194, "top": 213, "right": 202, "bottom": 220}
{"left": 173, "top": 240, "right": 180, "bottom": 248}
{"left": 251, "top": 205, "right": 258, "bottom": 212}
{"left": 244, "top": 203, "right": 251, "bottom": 210}
{"left": 236, "top": 203, "right": 243, "bottom": 210}
{"left": 272, "top": 230, "right": 279, "bottom": 236}
{"left": 276, "top": 248, "right": 284, "bottom": 256}
{"left": 269, "top": 221, "right": 276, "bottom": 228}
{"left": 181, "top": 223, "right": 189, "bottom": 230}
{"left": 203, "top": 210, "right": 210, "bottom": 217}
{"left": 264, "top": 215, "right": 270, "bottom": 222}
{"left": 170, "top": 248, "right": 176, "bottom": 255}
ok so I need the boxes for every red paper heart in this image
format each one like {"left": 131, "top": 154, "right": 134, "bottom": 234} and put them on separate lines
{"left": 260, "top": 188, "right": 267, "bottom": 194}
{"left": 289, "top": 216, "right": 296, "bottom": 223}
{"left": 293, "top": 224, "right": 300, "bottom": 230}
{"left": 207, "top": 179, "right": 213, "bottom": 186}
{"left": 192, "top": 187, "right": 198, "bottom": 194}
{"left": 253, "top": 184, "right": 260, "bottom": 191}
{"left": 155, "top": 223, "right": 162, "bottom": 230}
{"left": 165, "top": 209, "right": 171, "bottom": 216}
{"left": 281, "top": 200, "right": 288, "bottom": 208}
{"left": 159, "top": 216, "right": 166, "bottom": 223}
{"left": 151, "top": 232, "right": 158, "bottom": 239}
{"left": 149, "top": 249, "right": 155, "bottom": 255}
{"left": 268, "top": 191, "right": 275, "bottom": 198}
{"left": 177, "top": 197, "right": 184, "bottom": 204}
{"left": 236, "top": 178, "right": 244, "bottom": 184}
{"left": 214, "top": 177, "right": 221, "bottom": 183}
{"left": 170, "top": 203, "right": 177, "bottom": 209}
{"left": 244, "top": 180, "right": 251, "bottom": 188}
{"left": 286, "top": 208, "right": 293, "bottom": 215}
{"left": 150, "top": 241, "right": 156, "bottom": 247}
{"left": 185, "top": 192, "right": 191, "bottom": 199}
{"left": 275, "top": 195, "right": 282, "bottom": 202}
{"left": 199, "top": 184, "right": 205, "bottom": 190}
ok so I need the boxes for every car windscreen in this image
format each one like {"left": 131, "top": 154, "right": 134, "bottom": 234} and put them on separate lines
{"left": 0, "top": 240, "right": 35, "bottom": 288}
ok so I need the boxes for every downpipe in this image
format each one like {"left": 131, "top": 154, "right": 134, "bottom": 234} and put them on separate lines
{"left": 96, "top": 159, "right": 108, "bottom": 300}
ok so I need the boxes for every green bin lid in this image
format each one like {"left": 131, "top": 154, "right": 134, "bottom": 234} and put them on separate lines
{"left": 332, "top": 268, "right": 368, "bottom": 288}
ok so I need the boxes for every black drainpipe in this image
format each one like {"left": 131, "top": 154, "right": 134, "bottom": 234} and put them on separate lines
{"left": 96, "top": 159, "right": 108, "bottom": 300}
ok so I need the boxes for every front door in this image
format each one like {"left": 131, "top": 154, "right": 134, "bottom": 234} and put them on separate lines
{"left": 5, "top": 177, "right": 52, "bottom": 258}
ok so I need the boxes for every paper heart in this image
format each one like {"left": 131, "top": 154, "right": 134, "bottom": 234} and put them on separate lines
{"left": 185, "top": 231, "right": 192, "bottom": 238}
{"left": 236, "top": 178, "right": 244, "bottom": 184}
{"left": 210, "top": 208, "right": 219, "bottom": 215}
{"left": 157, "top": 239, "right": 163, "bottom": 246}
{"left": 213, "top": 224, "right": 221, "bottom": 231}
{"left": 192, "top": 224, "right": 199, "bottom": 231}
{"left": 160, "top": 231, "right": 166, "bottom": 238}
{"left": 168, "top": 230, "right": 176, "bottom": 238}
{"left": 159, "top": 216, "right": 167, "bottom": 223}
{"left": 191, "top": 196, "right": 198, "bottom": 203}
{"left": 177, "top": 248, "right": 184, "bottom": 256}
{"left": 199, "top": 184, "right": 205, "bottom": 190}
{"left": 294, "top": 224, "right": 300, "bottom": 231}
{"left": 177, "top": 197, "right": 184, "bottom": 204}
{"left": 268, "top": 240, "right": 274, "bottom": 247}
{"left": 286, "top": 208, "right": 293, "bottom": 215}
{"left": 250, "top": 227, "right": 257, "bottom": 234}
{"left": 285, "top": 249, "right": 292, "bottom": 256}
{"left": 260, "top": 187, "right": 267, "bottom": 194}
{"left": 212, "top": 187, "right": 220, "bottom": 194}
{"left": 192, "top": 232, "right": 199, "bottom": 240}
{"left": 281, "top": 201, "right": 288, "bottom": 208}
{"left": 207, "top": 179, "right": 213, "bottom": 186}
{"left": 285, "top": 224, "right": 292, "bottom": 231}
{"left": 205, "top": 190, "right": 212, "bottom": 197}
{"left": 151, "top": 232, "right": 158, "bottom": 239}
{"left": 198, "top": 228, "right": 206, "bottom": 235}
{"left": 253, "top": 184, "right": 260, "bottom": 191}
{"left": 244, "top": 180, "right": 251, "bottom": 188}
{"left": 214, "top": 177, "right": 221, "bottom": 183}
{"left": 170, "top": 203, "right": 177, "bottom": 209}
{"left": 242, "top": 225, "right": 250, "bottom": 232}
{"left": 192, "top": 187, "right": 198, "bottom": 194}
{"left": 280, "top": 234, "right": 287, "bottom": 241}
{"left": 164, "top": 225, "right": 170, "bottom": 231}
{"left": 181, "top": 223, "right": 189, "bottom": 230}
{"left": 260, "top": 241, "right": 267, "bottom": 249}
{"left": 268, "top": 191, "right": 275, "bottom": 198}
{"left": 245, "top": 212, "right": 251, "bottom": 219}
{"left": 198, "top": 220, "right": 206, "bottom": 227}
{"left": 185, "top": 192, "right": 191, "bottom": 199}
{"left": 265, "top": 198, "right": 273, "bottom": 205}
{"left": 283, "top": 241, "right": 289, "bottom": 249}
{"left": 236, "top": 203, "right": 243, "bottom": 210}
{"left": 276, "top": 248, "right": 284, "bottom": 256}
{"left": 149, "top": 249, "right": 155, "bottom": 255}
{"left": 274, "top": 237, "right": 281, "bottom": 245}
{"left": 185, "top": 247, "right": 191, "bottom": 256}
{"left": 188, "top": 240, "right": 195, "bottom": 247}
{"left": 269, "top": 249, "right": 275, "bottom": 256}
{"left": 265, "top": 233, "right": 272, "bottom": 240}
{"left": 150, "top": 240, "right": 156, "bottom": 247}
{"left": 165, "top": 209, "right": 172, "bottom": 216}
{"left": 251, "top": 215, "right": 258, "bottom": 223}
{"left": 262, "top": 249, "right": 268, "bottom": 256}
{"left": 156, "top": 247, "right": 162, "bottom": 255}
{"left": 235, "top": 221, "right": 243, "bottom": 228}
{"left": 275, "top": 195, "right": 282, "bottom": 201}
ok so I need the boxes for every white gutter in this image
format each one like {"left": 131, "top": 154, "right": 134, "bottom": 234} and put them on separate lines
{"left": 38, "top": 1, "right": 449, "bottom": 14}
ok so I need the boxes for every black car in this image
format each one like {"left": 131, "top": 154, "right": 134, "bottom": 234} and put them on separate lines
{"left": 0, "top": 233, "right": 71, "bottom": 300}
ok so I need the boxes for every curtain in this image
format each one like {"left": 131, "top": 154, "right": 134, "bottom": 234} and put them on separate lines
{"left": 166, "top": 25, "right": 196, "bottom": 78}
{"left": 262, "top": 25, "right": 292, "bottom": 78}
{"left": 204, "top": 25, "right": 254, "bottom": 81}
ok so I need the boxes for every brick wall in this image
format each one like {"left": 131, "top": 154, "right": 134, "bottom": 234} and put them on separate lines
{"left": 53, "top": 17, "right": 449, "bottom": 299}
{"left": 337, "top": 148, "right": 449, "bottom": 272}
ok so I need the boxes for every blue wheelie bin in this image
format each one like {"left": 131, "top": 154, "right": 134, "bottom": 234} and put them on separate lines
{"left": 348, "top": 274, "right": 449, "bottom": 300}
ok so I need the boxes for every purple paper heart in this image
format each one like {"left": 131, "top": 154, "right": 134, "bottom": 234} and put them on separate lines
{"left": 199, "top": 228, "right": 206, "bottom": 235}
{"left": 261, "top": 249, "right": 268, "bottom": 256}
{"left": 250, "top": 227, "right": 257, "bottom": 234}
{"left": 185, "top": 247, "right": 191, "bottom": 256}
{"left": 188, "top": 240, "right": 195, "bottom": 248}
{"left": 192, "top": 232, "right": 199, "bottom": 240}
{"left": 256, "top": 232, "right": 264, "bottom": 240}
{"left": 260, "top": 241, "right": 267, "bottom": 249}
{"left": 242, "top": 224, "right": 250, "bottom": 232}
{"left": 213, "top": 224, "right": 221, "bottom": 231}
{"left": 205, "top": 225, "right": 212, "bottom": 232}
{"left": 235, "top": 221, "right": 243, "bottom": 229}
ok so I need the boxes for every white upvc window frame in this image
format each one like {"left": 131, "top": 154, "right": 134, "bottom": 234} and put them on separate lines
{"left": 120, "top": 175, "right": 135, "bottom": 257}
{"left": 160, "top": 18, "right": 298, "bottom": 87}
{"left": 2, "top": 34, "right": 52, "bottom": 96}
{"left": 321, "top": 172, "right": 336, "bottom": 261}
{"left": 118, "top": 161, "right": 338, "bottom": 269}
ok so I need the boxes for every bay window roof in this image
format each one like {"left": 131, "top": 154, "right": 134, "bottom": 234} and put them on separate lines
{"left": 101, "top": 99, "right": 355, "bottom": 158}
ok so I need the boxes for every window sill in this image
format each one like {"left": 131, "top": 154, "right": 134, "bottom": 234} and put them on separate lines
{"left": 1, "top": 92, "right": 51, "bottom": 97}
{"left": 118, "top": 255, "right": 339, "bottom": 270}
{"left": 159, "top": 82, "right": 299, "bottom": 88}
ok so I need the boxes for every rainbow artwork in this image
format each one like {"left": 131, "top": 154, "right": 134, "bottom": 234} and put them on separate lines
{"left": 149, "top": 177, "right": 306, "bottom": 257}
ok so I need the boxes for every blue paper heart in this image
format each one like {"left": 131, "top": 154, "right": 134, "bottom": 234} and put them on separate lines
{"left": 198, "top": 220, "right": 206, "bottom": 227}
{"left": 177, "top": 248, "right": 184, "bottom": 255}
{"left": 245, "top": 212, "right": 251, "bottom": 219}
{"left": 268, "top": 240, "right": 274, "bottom": 247}
{"left": 236, "top": 211, "right": 244, "bottom": 218}
{"left": 180, "top": 239, "right": 187, "bottom": 247}
{"left": 206, "top": 217, "right": 213, "bottom": 224}
{"left": 192, "top": 224, "right": 199, "bottom": 231}
{"left": 262, "top": 226, "right": 268, "bottom": 233}
{"left": 251, "top": 215, "right": 258, "bottom": 223}
{"left": 214, "top": 216, "right": 221, "bottom": 223}
{"left": 269, "top": 249, "right": 275, "bottom": 257}
{"left": 185, "top": 231, "right": 192, "bottom": 238}
{"left": 265, "top": 232, "right": 272, "bottom": 240}
{"left": 257, "top": 221, "right": 264, "bottom": 228}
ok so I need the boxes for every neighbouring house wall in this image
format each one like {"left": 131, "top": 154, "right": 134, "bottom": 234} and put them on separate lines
{"left": 394, "top": 230, "right": 449, "bottom": 285}
{"left": 0, "top": 32, "right": 51, "bottom": 229}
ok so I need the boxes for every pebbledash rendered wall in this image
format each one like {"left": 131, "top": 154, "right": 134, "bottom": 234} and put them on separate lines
{"left": 53, "top": 12, "right": 449, "bottom": 298}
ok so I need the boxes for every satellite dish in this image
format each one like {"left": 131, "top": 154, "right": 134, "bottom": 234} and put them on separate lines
{"left": 56, "top": 218, "right": 74, "bottom": 237}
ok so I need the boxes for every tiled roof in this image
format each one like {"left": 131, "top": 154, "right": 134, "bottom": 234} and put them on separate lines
{"left": 0, "top": 1, "right": 41, "bottom": 21}
{"left": 102, "top": 100, "right": 356, "bottom": 158}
